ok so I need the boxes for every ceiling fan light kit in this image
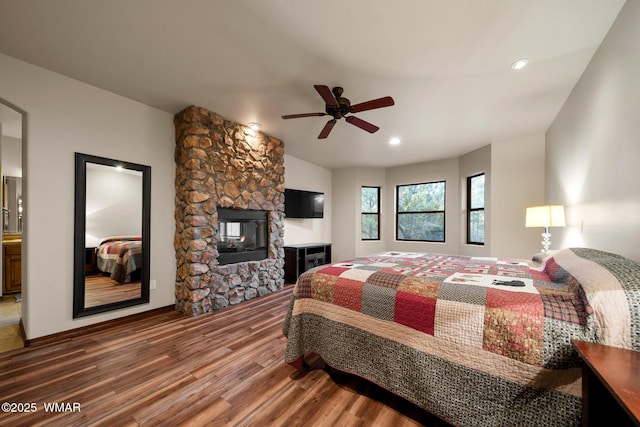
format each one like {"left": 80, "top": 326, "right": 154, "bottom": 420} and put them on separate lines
{"left": 282, "top": 84, "right": 394, "bottom": 139}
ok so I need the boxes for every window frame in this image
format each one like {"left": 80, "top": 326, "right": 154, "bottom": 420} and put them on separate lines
{"left": 466, "top": 173, "right": 485, "bottom": 245}
{"left": 395, "top": 180, "right": 446, "bottom": 242}
{"left": 361, "top": 186, "right": 380, "bottom": 241}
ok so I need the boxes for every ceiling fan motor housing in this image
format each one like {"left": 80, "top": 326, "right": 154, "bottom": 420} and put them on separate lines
{"left": 325, "top": 87, "right": 351, "bottom": 119}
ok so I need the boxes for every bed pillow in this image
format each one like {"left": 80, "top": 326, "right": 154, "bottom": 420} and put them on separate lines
{"left": 529, "top": 250, "right": 556, "bottom": 272}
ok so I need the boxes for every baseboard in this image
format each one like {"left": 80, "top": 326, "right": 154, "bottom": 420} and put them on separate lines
{"left": 18, "top": 317, "right": 26, "bottom": 343}
{"left": 24, "top": 304, "right": 176, "bottom": 348}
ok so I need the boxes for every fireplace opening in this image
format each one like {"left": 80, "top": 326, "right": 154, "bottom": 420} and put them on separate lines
{"left": 217, "top": 208, "right": 268, "bottom": 265}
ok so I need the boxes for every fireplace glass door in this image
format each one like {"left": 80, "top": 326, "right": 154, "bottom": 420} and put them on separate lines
{"left": 217, "top": 208, "right": 268, "bottom": 265}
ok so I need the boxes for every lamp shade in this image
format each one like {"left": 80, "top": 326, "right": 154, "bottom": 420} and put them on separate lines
{"left": 525, "top": 205, "right": 566, "bottom": 228}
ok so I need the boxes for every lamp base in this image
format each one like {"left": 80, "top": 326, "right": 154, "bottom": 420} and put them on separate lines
{"left": 541, "top": 231, "right": 551, "bottom": 252}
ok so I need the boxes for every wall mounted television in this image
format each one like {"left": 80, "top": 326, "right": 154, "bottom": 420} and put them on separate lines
{"left": 284, "top": 188, "right": 324, "bottom": 218}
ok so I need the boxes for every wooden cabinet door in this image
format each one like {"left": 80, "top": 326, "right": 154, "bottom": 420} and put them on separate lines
{"left": 3, "top": 244, "right": 22, "bottom": 294}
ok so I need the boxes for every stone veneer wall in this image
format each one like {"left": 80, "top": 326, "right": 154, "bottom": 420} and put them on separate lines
{"left": 174, "top": 106, "right": 286, "bottom": 316}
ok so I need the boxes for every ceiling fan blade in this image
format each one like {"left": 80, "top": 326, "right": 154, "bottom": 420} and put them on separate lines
{"left": 314, "top": 85, "right": 339, "bottom": 108}
{"left": 345, "top": 116, "right": 379, "bottom": 133}
{"left": 318, "top": 119, "right": 336, "bottom": 139}
{"left": 281, "top": 112, "right": 326, "bottom": 119}
{"left": 350, "top": 96, "right": 395, "bottom": 113}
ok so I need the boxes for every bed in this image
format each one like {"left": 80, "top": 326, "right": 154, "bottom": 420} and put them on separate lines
{"left": 96, "top": 236, "right": 142, "bottom": 284}
{"left": 283, "top": 247, "right": 640, "bottom": 426}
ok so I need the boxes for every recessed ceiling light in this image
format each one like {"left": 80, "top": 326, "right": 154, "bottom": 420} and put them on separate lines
{"left": 389, "top": 137, "right": 400, "bottom": 145}
{"left": 248, "top": 122, "right": 262, "bottom": 131}
{"left": 511, "top": 58, "right": 528, "bottom": 70}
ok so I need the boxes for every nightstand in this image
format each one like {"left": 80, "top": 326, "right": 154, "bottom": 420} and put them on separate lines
{"left": 85, "top": 247, "right": 97, "bottom": 275}
{"left": 573, "top": 340, "right": 640, "bottom": 426}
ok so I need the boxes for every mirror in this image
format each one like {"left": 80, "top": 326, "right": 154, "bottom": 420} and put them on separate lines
{"left": 3, "top": 176, "right": 23, "bottom": 234}
{"left": 73, "top": 153, "right": 151, "bottom": 318}
{"left": 1, "top": 103, "right": 23, "bottom": 236}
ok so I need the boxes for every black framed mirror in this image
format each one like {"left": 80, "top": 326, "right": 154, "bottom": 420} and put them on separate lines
{"left": 73, "top": 153, "right": 151, "bottom": 318}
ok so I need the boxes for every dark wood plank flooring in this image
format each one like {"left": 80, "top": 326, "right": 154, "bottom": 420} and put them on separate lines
{"left": 85, "top": 275, "right": 141, "bottom": 307}
{"left": 0, "top": 285, "right": 450, "bottom": 426}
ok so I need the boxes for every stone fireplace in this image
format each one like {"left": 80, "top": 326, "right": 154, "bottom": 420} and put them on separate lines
{"left": 173, "top": 106, "right": 285, "bottom": 316}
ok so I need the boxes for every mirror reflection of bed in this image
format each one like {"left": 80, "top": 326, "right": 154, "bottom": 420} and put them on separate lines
{"left": 84, "top": 236, "right": 142, "bottom": 308}
{"left": 84, "top": 163, "right": 143, "bottom": 308}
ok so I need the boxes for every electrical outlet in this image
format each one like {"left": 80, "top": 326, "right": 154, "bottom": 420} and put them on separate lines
{"left": 150, "top": 280, "right": 157, "bottom": 290}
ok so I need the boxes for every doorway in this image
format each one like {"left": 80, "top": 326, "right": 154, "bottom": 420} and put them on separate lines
{"left": 0, "top": 98, "right": 26, "bottom": 352}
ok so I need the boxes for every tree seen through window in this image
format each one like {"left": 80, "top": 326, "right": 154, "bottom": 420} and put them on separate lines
{"left": 361, "top": 186, "right": 380, "bottom": 240}
{"left": 396, "top": 181, "right": 445, "bottom": 242}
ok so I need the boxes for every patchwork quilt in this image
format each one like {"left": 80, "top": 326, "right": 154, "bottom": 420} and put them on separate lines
{"left": 96, "top": 236, "right": 142, "bottom": 284}
{"left": 283, "top": 248, "right": 640, "bottom": 426}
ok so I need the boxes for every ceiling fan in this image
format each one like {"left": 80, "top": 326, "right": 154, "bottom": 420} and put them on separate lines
{"left": 282, "top": 85, "right": 395, "bottom": 139}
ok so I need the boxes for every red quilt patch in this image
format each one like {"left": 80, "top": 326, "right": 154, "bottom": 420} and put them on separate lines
{"left": 485, "top": 288, "right": 544, "bottom": 317}
{"left": 333, "top": 278, "right": 365, "bottom": 311}
{"left": 394, "top": 291, "right": 436, "bottom": 335}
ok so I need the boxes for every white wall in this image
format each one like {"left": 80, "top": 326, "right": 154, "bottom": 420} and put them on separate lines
{"left": 330, "top": 168, "right": 358, "bottom": 262}
{"left": 327, "top": 141, "right": 541, "bottom": 262}
{"left": 85, "top": 165, "right": 143, "bottom": 247}
{"left": 0, "top": 52, "right": 176, "bottom": 339}
{"left": 546, "top": 0, "right": 640, "bottom": 261}
{"left": 458, "top": 144, "right": 491, "bottom": 257}
{"left": 1, "top": 135, "right": 22, "bottom": 177}
{"left": 331, "top": 167, "right": 386, "bottom": 262}
{"left": 491, "top": 134, "right": 546, "bottom": 259}
{"left": 283, "top": 154, "right": 332, "bottom": 245}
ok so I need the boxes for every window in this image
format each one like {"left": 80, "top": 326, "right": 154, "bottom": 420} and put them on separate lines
{"left": 361, "top": 186, "right": 380, "bottom": 240}
{"left": 396, "top": 181, "right": 445, "bottom": 242}
{"left": 221, "top": 221, "right": 241, "bottom": 239}
{"left": 467, "top": 173, "right": 485, "bottom": 244}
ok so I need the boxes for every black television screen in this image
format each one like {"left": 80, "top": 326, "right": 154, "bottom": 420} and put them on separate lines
{"left": 284, "top": 188, "right": 324, "bottom": 218}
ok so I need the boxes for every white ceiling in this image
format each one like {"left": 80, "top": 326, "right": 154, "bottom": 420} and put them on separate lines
{"left": 0, "top": 0, "right": 626, "bottom": 169}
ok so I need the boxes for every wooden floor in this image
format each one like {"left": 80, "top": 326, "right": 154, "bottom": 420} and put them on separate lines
{"left": 0, "top": 294, "right": 23, "bottom": 352}
{"left": 0, "top": 286, "right": 450, "bottom": 427}
{"left": 85, "top": 274, "right": 142, "bottom": 307}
